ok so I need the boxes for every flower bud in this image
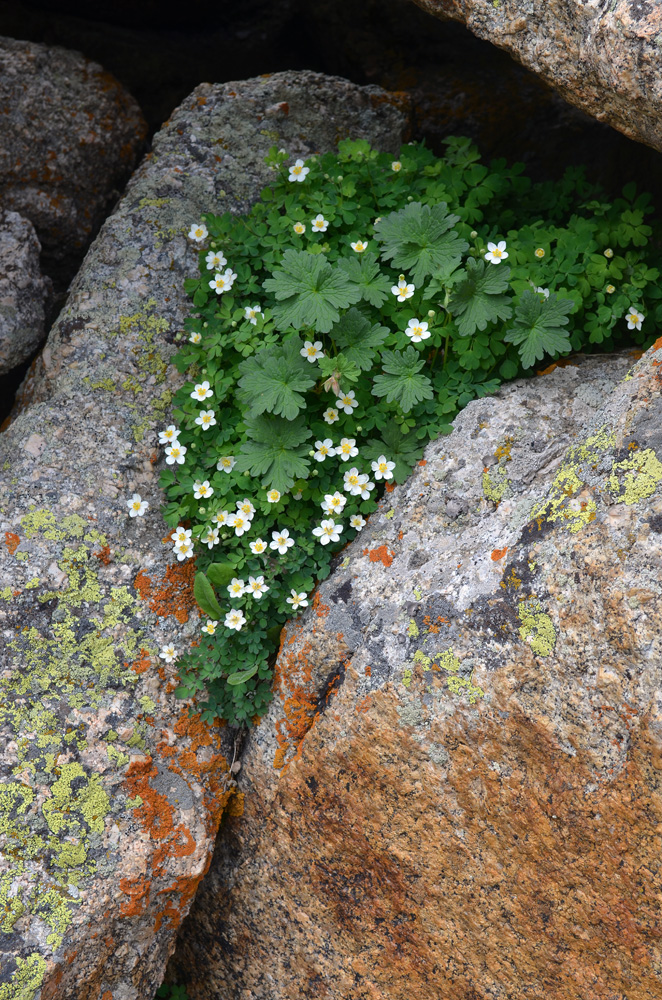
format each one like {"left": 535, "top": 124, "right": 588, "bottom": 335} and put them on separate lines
{"left": 470, "top": 230, "right": 478, "bottom": 238}
{"left": 199, "top": 507, "right": 206, "bottom": 514}
{"left": 427, "top": 310, "right": 436, "bottom": 318}
{"left": 337, "top": 175, "right": 343, "bottom": 181}
{"left": 203, "top": 322, "right": 209, "bottom": 328}
{"left": 308, "top": 450, "right": 316, "bottom": 457}
{"left": 356, "top": 425, "right": 363, "bottom": 432}
{"left": 604, "top": 248, "right": 614, "bottom": 258}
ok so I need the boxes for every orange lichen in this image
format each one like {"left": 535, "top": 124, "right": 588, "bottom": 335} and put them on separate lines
{"left": 367, "top": 545, "right": 394, "bottom": 567}
{"left": 129, "top": 649, "right": 151, "bottom": 675}
{"left": 491, "top": 547, "right": 508, "bottom": 561}
{"left": 119, "top": 876, "right": 150, "bottom": 918}
{"left": 134, "top": 561, "right": 197, "bottom": 623}
{"left": 313, "top": 591, "right": 330, "bottom": 618}
{"left": 365, "top": 665, "right": 372, "bottom": 676}
{"left": 4, "top": 532, "right": 19, "bottom": 555}
{"left": 384, "top": 482, "right": 395, "bottom": 493}
{"left": 93, "top": 544, "right": 112, "bottom": 565}
{"left": 418, "top": 459, "right": 427, "bottom": 467}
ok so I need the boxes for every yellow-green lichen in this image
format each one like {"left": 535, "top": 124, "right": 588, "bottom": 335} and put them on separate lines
{"left": 482, "top": 465, "right": 510, "bottom": 503}
{"left": 437, "top": 648, "right": 485, "bottom": 703}
{"left": 438, "top": 647, "right": 462, "bottom": 674}
{"left": 401, "top": 668, "right": 412, "bottom": 688}
{"left": 413, "top": 586, "right": 423, "bottom": 601}
{"left": 385, "top": 509, "right": 395, "bottom": 520}
{"left": 0, "top": 587, "right": 12, "bottom": 601}
{"left": 42, "top": 763, "right": 109, "bottom": 836}
{"left": 0, "top": 876, "right": 26, "bottom": 933}
{"left": 530, "top": 427, "right": 615, "bottom": 533}
{"left": 407, "top": 618, "right": 419, "bottom": 637}
{"left": 607, "top": 448, "right": 662, "bottom": 505}
{"left": 0, "top": 952, "right": 47, "bottom": 1000}
{"left": 139, "top": 197, "right": 171, "bottom": 209}
{"left": 517, "top": 597, "right": 556, "bottom": 656}
{"left": 24, "top": 578, "right": 40, "bottom": 590}
{"left": 412, "top": 649, "right": 432, "bottom": 670}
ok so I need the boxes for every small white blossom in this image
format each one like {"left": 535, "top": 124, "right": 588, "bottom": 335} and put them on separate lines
{"left": 189, "top": 331, "right": 202, "bottom": 344}
{"left": 193, "top": 480, "right": 214, "bottom": 500}
{"left": 311, "top": 214, "right": 328, "bottom": 233}
{"left": 350, "top": 514, "right": 366, "bottom": 530}
{"left": 350, "top": 240, "right": 368, "bottom": 252}
{"left": 195, "top": 409, "right": 217, "bottom": 431}
{"left": 286, "top": 589, "right": 308, "bottom": 610}
{"left": 293, "top": 221, "right": 306, "bottom": 234}
{"left": 321, "top": 492, "right": 346, "bottom": 515}
{"left": 312, "top": 519, "right": 343, "bottom": 545}
{"left": 165, "top": 443, "right": 187, "bottom": 465}
{"left": 392, "top": 275, "right": 415, "bottom": 301}
{"left": 217, "top": 456, "right": 236, "bottom": 473}
{"left": 405, "top": 318, "right": 430, "bottom": 343}
{"left": 534, "top": 247, "right": 546, "bottom": 258}
{"left": 314, "top": 439, "right": 336, "bottom": 462}
{"left": 371, "top": 455, "right": 395, "bottom": 480}
{"left": 270, "top": 528, "right": 294, "bottom": 554}
{"left": 205, "top": 250, "right": 227, "bottom": 270}
{"left": 337, "top": 437, "right": 359, "bottom": 462}
{"left": 201, "top": 619, "right": 218, "bottom": 635}
{"left": 532, "top": 286, "right": 550, "bottom": 299}
{"left": 188, "top": 222, "right": 208, "bottom": 242}
{"left": 247, "top": 575, "right": 269, "bottom": 599}
{"left": 201, "top": 526, "right": 220, "bottom": 549}
{"left": 236, "top": 498, "right": 256, "bottom": 519}
{"left": 171, "top": 526, "right": 192, "bottom": 546}
{"left": 127, "top": 493, "right": 149, "bottom": 518}
{"left": 158, "top": 424, "right": 180, "bottom": 445}
{"left": 244, "top": 305, "right": 263, "bottom": 325}
{"left": 266, "top": 489, "right": 281, "bottom": 503}
{"left": 159, "top": 644, "right": 177, "bottom": 663}
{"left": 249, "top": 538, "right": 268, "bottom": 554}
{"left": 213, "top": 509, "right": 230, "bottom": 527}
{"left": 232, "top": 512, "right": 251, "bottom": 537}
{"left": 224, "top": 609, "right": 246, "bottom": 631}
{"left": 391, "top": 161, "right": 402, "bottom": 172}
{"left": 484, "top": 240, "right": 508, "bottom": 264}
{"left": 323, "top": 407, "right": 339, "bottom": 425}
{"left": 209, "top": 269, "right": 237, "bottom": 294}
{"left": 606, "top": 284, "right": 616, "bottom": 294}
{"left": 343, "top": 467, "right": 363, "bottom": 495}
{"left": 625, "top": 306, "right": 645, "bottom": 330}
{"left": 173, "top": 540, "right": 194, "bottom": 561}
{"left": 289, "top": 159, "right": 309, "bottom": 182}
{"left": 338, "top": 390, "right": 358, "bottom": 415}
{"left": 191, "top": 381, "right": 213, "bottom": 402}
{"left": 604, "top": 248, "right": 614, "bottom": 259}
{"left": 301, "top": 340, "right": 324, "bottom": 363}
{"left": 227, "top": 578, "right": 246, "bottom": 599}
{"left": 356, "top": 476, "right": 375, "bottom": 500}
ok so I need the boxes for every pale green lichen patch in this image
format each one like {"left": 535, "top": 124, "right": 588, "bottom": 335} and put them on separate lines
{"left": 607, "top": 448, "right": 662, "bottom": 504}
{"left": 407, "top": 619, "right": 419, "bottom": 637}
{"left": 531, "top": 425, "right": 615, "bottom": 533}
{"left": 437, "top": 648, "right": 485, "bottom": 704}
{"left": 0, "top": 952, "right": 47, "bottom": 999}
{"left": 517, "top": 597, "right": 556, "bottom": 656}
{"left": 482, "top": 465, "right": 510, "bottom": 503}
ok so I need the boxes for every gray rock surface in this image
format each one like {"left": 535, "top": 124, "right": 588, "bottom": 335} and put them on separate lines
{"left": 0, "top": 72, "right": 408, "bottom": 999}
{"left": 170, "top": 346, "right": 662, "bottom": 999}
{"left": 0, "top": 208, "right": 50, "bottom": 374}
{"left": 0, "top": 35, "right": 147, "bottom": 281}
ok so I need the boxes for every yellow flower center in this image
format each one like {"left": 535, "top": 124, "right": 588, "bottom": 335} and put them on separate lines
{"left": 293, "top": 166, "right": 302, "bottom": 174}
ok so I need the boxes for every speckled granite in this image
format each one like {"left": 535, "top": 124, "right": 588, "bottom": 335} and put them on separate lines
{"left": 0, "top": 209, "right": 50, "bottom": 374}
{"left": 410, "top": 0, "right": 662, "bottom": 153}
{"left": 0, "top": 72, "right": 408, "bottom": 1000}
{"left": 171, "top": 346, "right": 662, "bottom": 1000}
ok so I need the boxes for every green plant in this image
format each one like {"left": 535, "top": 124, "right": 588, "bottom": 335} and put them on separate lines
{"left": 155, "top": 984, "right": 188, "bottom": 1000}
{"left": 161, "top": 136, "right": 659, "bottom": 725}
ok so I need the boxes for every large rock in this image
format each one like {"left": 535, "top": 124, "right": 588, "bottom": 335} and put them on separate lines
{"left": 0, "top": 209, "right": 51, "bottom": 374}
{"left": 410, "top": 0, "right": 662, "bottom": 154}
{"left": 0, "top": 73, "right": 407, "bottom": 999}
{"left": 170, "top": 346, "right": 662, "bottom": 999}
{"left": 0, "top": 36, "right": 147, "bottom": 282}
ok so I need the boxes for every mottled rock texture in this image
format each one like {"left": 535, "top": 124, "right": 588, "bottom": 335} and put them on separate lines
{"left": 171, "top": 347, "right": 662, "bottom": 1000}
{"left": 0, "top": 73, "right": 407, "bottom": 999}
{"left": 410, "top": 0, "right": 662, "bottom": 153}
{"left": 0, "top": 209, "right": 50, "bottom": 374}
{"left": 0, "top": 35, "right": 146, "bottom": 282}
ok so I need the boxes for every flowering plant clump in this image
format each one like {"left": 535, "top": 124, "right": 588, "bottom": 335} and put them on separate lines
{"left": 165, "top": 136, "right": 660, "bottom": 725}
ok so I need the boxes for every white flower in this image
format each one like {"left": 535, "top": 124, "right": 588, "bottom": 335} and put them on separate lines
{"left": 173, "top": 540, "right": 194, "bottom": 561}
{"left": 159, "top": 644, "right": 177, "bottom": 663}
{"left": 534, "top": 247, "right": 545, "bottom": 258}
{"left": 165, "top": 443, "right": 187, "bottom": 465}
{"left": 195, "top": 409, "right": 217, "bottom": 431}
{"left": 350, "top": 240, "right": 368, "bottom": 252}
{"left": 249, "top": 538, "right": 267, "bottom": 554}
{"left": 201, "top": 619, "right": 218, "bottom": 635}
{"left": 606, "top": 284, "right": 616, "bottom": 294}
{"left": 208, "top": 269, "right": 237, "bottom": 294}
{"left": 201, "top": 526, "right": 220, "bottom": 549}
{"left": 604, "top": 248, "right": 614, "bottom": 259}
{"left": 286, "top": 589, "right": 308, "bottom": 610}
{"left": 321, "top": 492, "right": 346, "bottom": 515}
{"left": 371, "top": 455, "right": 395, "bottom": 480}
{"left": 247, "top": 575, "right": 269, "bottom": 599}
{"left": 391, "top": 161, "right": 402, "bottom": 172}
{"left": 270, "top": 528, "right": 294, "bottom": 554}
{"left": 224, "top": 609, "right": 246, "bottom": 631}
{"left": 391, "top": 275, "right": 415, "bottom": 301}
{"left": 244, "top": 305, "right": 263, "bottom": 325}
{"left": 289, "top": 159, "right": 310, "bottom": 182}
{"left": 312, "top": 519, "right": 343, "bottom": 545}
{"left": 191, "top": 380, "right": 213, "bottom": 402}
{"left": 625, "top": 307, "right": 645, "bottom": 330}
{"left": 193, "top": 480, "right": 214, "bottom": 500}
{"left": 311, "top": 214, "right": 328, "bottom": 233}
{"left": 293, "top": 221, "right": 306, "bottom": 235}
{"left": 227, "top": 577, "right": 246, "bottom": 599}
{"left": 213, "top": 510, "right": 231, "bottom": 529}
{"left": 205, "top": 250, "right": 227, "bottom": 270}
{"left": 484, "top": 240, "right": 508, "bottom": 264}
{"left": 127, "top": 493, "right": 149, "bottom": 517}
{"left": 323, "top": 408, "right": 339, "bottom": 424}
{"left": 301, "top": 340, "right": 324, "bottom": 363}
{"left": 533, "top": 286, "right": 550, "bottom": 299}
{"left": 188, "top": 222, "right": 208, "bottom": 242}
{"left": 405, "top": 318, "right": 430, "bottom": 343}
{"left": 158, "top": 424, "right": 180, "bottom": 445}
{"left": 217, "top": 456, "right": 236, "bottom": 473}
{"left": 232, "top": 512, "right": 251, "bottom": 537}
{"left": 267, "top": 489, "right": 281, "bottom": 503}
{"left": 189, "top": 331, "right": 202, "bottom": 344}
{"left": 171, "top": 526, "right": 192, "bottom": 545}
{"left": 337, "top": 437, "right": 359, "bottom": 462}
{"left": 350, "top": 514, "right": 366, "bottom": 530}
{"left": 338, "top": 390, "right": 358, "bottom": 415}
{"left": 236, "top": 498, "right": 256, "bottom": 519}
{"left": 356, "top": 476, "right": 375, "bottom": 500}
{"left": 314, "top": 439, "right": 336, "bottom": 462}
{"left": 343, "top": 467, "right": 363, "bottom": 495}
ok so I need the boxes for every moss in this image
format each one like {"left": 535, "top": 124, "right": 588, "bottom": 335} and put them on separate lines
{"left": 0, "top": 953, "right": 47, "bottom": 1000}
{"left": 607, "top": 448, "right": 662, "bottom": 504}
{"left": 517, "top": 597, "right": 556, "bottom": 656}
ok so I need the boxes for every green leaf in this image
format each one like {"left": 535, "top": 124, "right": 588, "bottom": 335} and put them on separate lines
{"left": 266, "top": 625, "right": 283, "bottom": 646}
{"left": 362, "top": 423, "right": 422, "bottom": 482}
{"left": 226, "top": 663, "right": 259, "bottom": 686}
{"left": 372, "top": 346, "right": 434, "bottom": 413}
{"left": 318, "top": 352, "right": 361, "bottom": 386}
{"left": 206, "top": 563, "right": 236, "bottom": 589}
{"left": 263, "top": 249, "right": 360, "bottom": 333}
{"left": 237, "top": 339, "right": 316, "bottom": 420}
{"left": 234, "top": 414, "right": 312, "bottom": 493}
{"left": 449, "top": 258, "right": 513, "bottom": 336}
{"left": 329, "top": 307, "right": 389, "bottom": 370}
{"left": 373, "top": 202, "right": 469, "bottom": 284}
{"left": 504, "top": 290, "right": 574, "bottom": 369}
{"left": 337, "top": 253, "right": 392, "bottom": 307}
{"left": 194, "top": 573, "right": 223, "bottom": 620}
